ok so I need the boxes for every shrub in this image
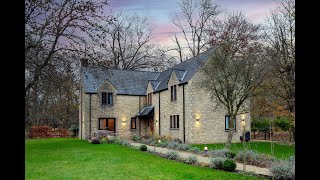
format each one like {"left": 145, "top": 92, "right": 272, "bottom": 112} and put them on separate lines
{"left": 178, "top": 144, "right": 191, "bottom": 151}
{"left": 173, "top": 138, "right": 182, "bottom": 143}
{"left": 140, "top": 145, "right": 147, "bottom": 151}
{"left": 226, "top": 151, "right": 236, "bottom": 159}
{"left": 212, "top": 148, "right": 235, "bottom": 158}
{"left": 56, "top": 128, "right": 70, "bottom": 137}
{"left": 108, "top": 138, "right": 115, "bottom": 144}
{"left": 274, "top": 118, "right": 291, "bottom": 131}
{"left": 167, "top": 142, "right": 180, "bottom": 149}
{"left": 185, "top": 155, "right": 198, "bottom": 165}
{"left": 133, "top": 135, "right": 142, "bottom": 142}
{"left": 91, "top": 139, "right": 100, "bottom": 144}
{"left": 96, "top": 130, "right": 108, "bottom": 139}
{"left": 100, "top": 137, "right": 108, "bottom": 144}
{"left": 144, "top": 138, "right": 155, "bottom": 145}
{"left": 69, "top": 125, "right": 78, "bottom": 138}
{"left": 235, "top": 150, "right": 274, "bottom": 167}
{"left": 29, "top": 126, "right": 51, "bottom": 138}
{"left": 166, "top": 151, "right": 180, "bottom": 160}
{"left": 160, "top": 134, "right": 172, "bottom": 142}
{"left": 191, "top": 147, "right": 201, "bottom": 154}
{"left": 210, "top": 157, "right": 226, "bottom": 169}
{"left": 159, "top": 141, "right": 169, "bottom": 148}
{"left": 121, "top": 140, "right": 131, "bottom": 147}
{"left": 109, "top": 137, "right": 122, "bottom": 144}
{"left": 149, "top": 141, "right": 156, "bottom": 146}
{"left": 223, "top": 159, "right": 237, "bottom": 172}
{"left": 269, "top": 156, "right": 295, "bottom": 180}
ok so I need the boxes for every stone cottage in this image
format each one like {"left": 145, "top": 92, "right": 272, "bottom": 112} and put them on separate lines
{"left": 79, "top": 48, "right": 251, "bottom": 144}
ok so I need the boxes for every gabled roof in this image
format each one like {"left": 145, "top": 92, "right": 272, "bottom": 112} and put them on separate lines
{"left": 81, "top": 48, "right": 215, "bottom": 95}
{"left": 153, "top": 47, "right": 214, "bottom": 92}
{"left": 81, "top": 68, "right": 159, "bottom": 95}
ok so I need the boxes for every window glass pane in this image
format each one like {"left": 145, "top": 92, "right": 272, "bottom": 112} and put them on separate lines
{"left": 100, "top": 119, "right": 106, "bottom": 129}
{"left": 102, "top": 92, "right": 107, "bottom": 104}
{"left": 225, "top": 115, "right": 229, "bottom": 129}
{"left": 170, "top": 115, "right": 172, "bottom": 128}
{"left": 131, "top": 118, "right": 136, "bottom": 129}
{"left": 107, "top": 119, "right": 115, "bottom": 131}
{"left": 177, "top": 115, "right": 179, "bottom": 128}
{"left": 108, "top": 93, "right": 113, "bottom": 105}
{"left": 174, "top": 85, "right": 177, "bottom": 100}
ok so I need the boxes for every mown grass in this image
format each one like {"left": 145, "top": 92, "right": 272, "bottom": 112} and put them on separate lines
{"left": 191, "top": 142, "right": 295, "bottom": 159}
{"left": 26, "top": 138, "right": 266, "bottom": 179}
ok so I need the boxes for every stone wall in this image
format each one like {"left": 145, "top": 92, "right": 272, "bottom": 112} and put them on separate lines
{"left": 80, "top": 66, "right": 251, "bottom": 144}
{"left": 153, "top": 72, "right": 185, "bottom": 141}
{"left": 80, "top": 79, "right": 146, "bottom": 140}
{"left": 185, "top": 68, "right": 251, "bottom": 144}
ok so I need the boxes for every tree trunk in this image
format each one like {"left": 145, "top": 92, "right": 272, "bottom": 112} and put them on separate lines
{"left": 225, "top": 115, "right": 236, "bottom": 149}
{"left": 225, "top": 130, "right": 234, "bottom": 149}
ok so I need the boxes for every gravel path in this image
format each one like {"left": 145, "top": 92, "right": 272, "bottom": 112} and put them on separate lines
{"left": 131, "top": 142, "right": 272, "bottom": 177}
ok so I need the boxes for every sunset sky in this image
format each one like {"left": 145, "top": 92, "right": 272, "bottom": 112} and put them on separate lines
{"left": 107, "top": 0, "right": 279, "bottom": 50}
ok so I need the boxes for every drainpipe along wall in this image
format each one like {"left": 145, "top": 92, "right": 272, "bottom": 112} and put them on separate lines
{"left": 183, "top": 84, "right": 185, "bottom": 143}
{"left": 89, "top": 93, "right": 92, "bottom": 138}
{"left": 158, "top": 92, "right": 161, "bottom": 136}
{"left": 80, "top": 87, "right": 82, "bottom": 139}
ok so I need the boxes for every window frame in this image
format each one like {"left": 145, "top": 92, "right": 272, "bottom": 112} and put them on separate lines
{"left": 107, "top": 92, "right": 113, "bottom": 106}
{"left": 147, "top": 93, "right": 152, "bottom": 105}
{"left": 131, "top": 117, "right": 136, "bottom": 130}
{"left": 170, "top": 85, "right": 177, "bottom": 101}
{"left": 225, "top": 115, "right": 236, "bottom": 131}
{"left": 101, "top": 92, "right": 107, "bottom": 105}
{"left": 98, "top": 118, "right": 116, "bottom": 132}
{"left": 170, "top": 115, "right": 179, "bottom": 130}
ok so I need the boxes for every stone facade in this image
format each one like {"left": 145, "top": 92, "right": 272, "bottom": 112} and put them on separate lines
{"left": 150, "top": 69, "right": 251, "bottom": 144}
{"left": 80, "top": 79, "right": 148, "bottom": 140}
{"left": 80, "top": 61, "right": 251, "bottom": 144}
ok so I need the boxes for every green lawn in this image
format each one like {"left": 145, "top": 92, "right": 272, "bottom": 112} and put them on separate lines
{"left": 26, "top": 138, "right": 266, "bottom": 179}
{"left": 191, "top": 142, "right": 295, "bottom": 159}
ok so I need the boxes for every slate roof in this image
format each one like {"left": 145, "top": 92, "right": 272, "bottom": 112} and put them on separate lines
{"left": 81, "top": 48, "right": 215, "bottom": 95}
{"left": 152, "top": 47, "right": 214, "bottom": 92}
{"left": 81, "top": 68, "right": 159, "bottom": 95}
{"left": 138, "top": 105, "right": 154, "bottom": 117}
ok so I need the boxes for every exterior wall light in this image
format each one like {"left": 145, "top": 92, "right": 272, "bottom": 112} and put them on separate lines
{"left": 204, "top": 145, "right": 208, "bottom": 155}
{"left": 196, "top": 114, "right": 200, "bottom": 121}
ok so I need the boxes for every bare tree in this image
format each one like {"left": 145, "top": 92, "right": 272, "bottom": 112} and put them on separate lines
{"left": 25, "top": 0, "right": 111, "bottom": 94}
{"left": 171, "top": 0, "right": 220, "bottom": 61}
{"left": 265, "top": 0, "right": 295, "bottom": 141}
{"left": 94, "top": 12, "right": 176, "bottom": 71}
{"left": 200, "top": 12, "right": 268, "bottom": 149}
